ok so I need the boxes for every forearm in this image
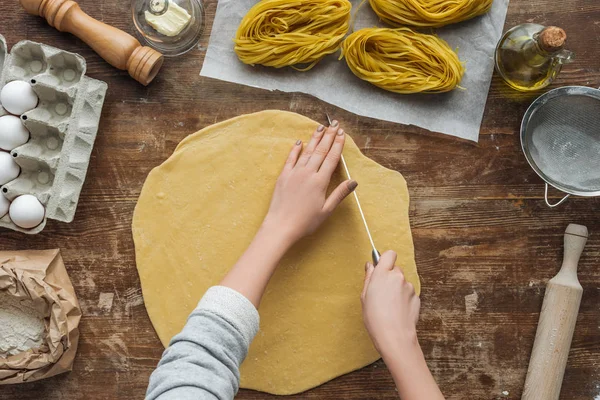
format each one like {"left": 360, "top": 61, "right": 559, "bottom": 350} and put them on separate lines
{"left": 148, "top": 222, "right": 287, "bottom": 399}
{"left": 146, "top": 286, "right": 259, "bottom": 400}
{"left": 220, "top": 220, "right": 293, "bottom": 308}
{"left": 382, "top": 338, "right": 445, "bottom": 400}
{"left": 220, "top": 120, "right": 352, "bottom": 308}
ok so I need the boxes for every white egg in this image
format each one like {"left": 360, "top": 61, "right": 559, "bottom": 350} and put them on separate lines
{"left": 9, "top": 194, "right": 45, "bottom": 229}
{"left": 0, "top": 194, "right": 9, "bottom": 218}
{"left": 0, "top": 115, "right": 30, "bottom": 150}
{"left": 0, "top": 151, "right": 20, "bottom": 185}
{"left": 0, "top": 81, "right": 39, "bottom": 115}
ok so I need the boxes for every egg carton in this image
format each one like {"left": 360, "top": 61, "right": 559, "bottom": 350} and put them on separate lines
{"left": 0, "top": 34, "right": 107, "bottom": 234}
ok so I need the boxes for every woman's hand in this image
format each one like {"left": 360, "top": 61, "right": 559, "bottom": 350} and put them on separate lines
{"left": 361, "top": 251, "right": 445, "bottom": 400}
{"left": 262, "top": 120, "right": 358, "bottom": 245}
{"left": 221, "top": 120, "right": 357, "bottom": 308}
{"left": 361, "top": 250, "right": 420, "bottom": 356}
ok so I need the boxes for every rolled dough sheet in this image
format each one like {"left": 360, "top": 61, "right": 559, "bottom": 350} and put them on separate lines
{"left": 132, "top": 110, "right": 420, "bottom": 395}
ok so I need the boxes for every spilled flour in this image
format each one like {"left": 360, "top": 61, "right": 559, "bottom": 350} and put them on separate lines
{"left": 0, "top": 291, "right": 45, "bottom": 357}
{"left": 464, "top": 291, "right": 479, "bottom": 317}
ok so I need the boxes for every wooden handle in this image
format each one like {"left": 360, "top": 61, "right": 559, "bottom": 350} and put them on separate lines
{"left": 522, "top": 224, "right": 588, "bottom": 400}
{"left": 20, "top": 0, "right": 164, "bottom": 85}
{"left": 561, "top": 224, "right": 588, "bottom": 275}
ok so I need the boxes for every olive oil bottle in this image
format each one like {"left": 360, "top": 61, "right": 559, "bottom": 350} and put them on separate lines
{"left": 495, "top": 24, "right": 573, "bottom": 91}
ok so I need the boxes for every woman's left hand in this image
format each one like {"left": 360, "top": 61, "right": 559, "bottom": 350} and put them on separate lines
{"left": 262, "top": 120, "right": 357, "bottom": 245}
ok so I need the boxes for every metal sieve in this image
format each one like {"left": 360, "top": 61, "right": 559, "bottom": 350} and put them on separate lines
{"left": 521, "top": 86, "right": 600, "bottom": 207}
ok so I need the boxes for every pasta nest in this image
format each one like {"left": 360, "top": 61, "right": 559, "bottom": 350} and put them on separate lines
{"left": 234, "top": 0, "right": 352, "bottom": 71}
{"left": 369, "top": 0, "right": 493, "bottom": 28}
{"left": 340, "top": 27, "right": 465, "bottom": 94}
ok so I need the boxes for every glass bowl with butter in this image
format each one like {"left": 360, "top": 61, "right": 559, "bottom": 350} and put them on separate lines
{"left": 132, "top": 0, "right": 204, "bottom": 56}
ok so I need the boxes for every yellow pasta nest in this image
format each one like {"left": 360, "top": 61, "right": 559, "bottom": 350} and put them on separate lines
{"left": 340, "top": 27, "right": 465, "bottom": 94}
{"left": 369, "top": 0, "right": 493, "bottom": 28}
{"left": 234, "top": 0, "right": 352, "bottom": 71}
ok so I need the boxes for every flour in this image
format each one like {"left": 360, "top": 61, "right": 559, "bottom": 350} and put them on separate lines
{"left": 464, "top": 292, "right": 479, "bottom": 317}
{"left": 0, "top": 291, "right": 46, "bottom": 357}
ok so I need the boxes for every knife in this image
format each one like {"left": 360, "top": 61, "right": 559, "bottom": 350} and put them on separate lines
{"left": 326, "top": 114, "right": 381, "bottom": 265}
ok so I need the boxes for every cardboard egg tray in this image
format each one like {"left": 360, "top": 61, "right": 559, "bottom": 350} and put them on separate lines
{"left": 0, "top": 34, "right": 107, "bottom": 234}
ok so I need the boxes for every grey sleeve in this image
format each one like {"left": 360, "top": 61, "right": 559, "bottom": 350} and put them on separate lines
{"left": 146, "top": 286, "right": 260, "bottom": 400}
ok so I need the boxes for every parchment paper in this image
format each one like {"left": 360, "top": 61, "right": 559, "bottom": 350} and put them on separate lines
{"left": 0, "top": 250, "right": 81, "bottom": 384}
{"left": 200, "top": 0, "right": 510, "bottom": 142}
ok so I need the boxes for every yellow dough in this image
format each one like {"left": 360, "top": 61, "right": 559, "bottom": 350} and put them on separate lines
{"left": 132, "top": 110, "right": 419, "bottom": 395}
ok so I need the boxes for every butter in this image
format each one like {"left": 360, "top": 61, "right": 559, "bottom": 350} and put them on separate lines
{"left": 145, "top": 2, "right": 192, "bottom": 37}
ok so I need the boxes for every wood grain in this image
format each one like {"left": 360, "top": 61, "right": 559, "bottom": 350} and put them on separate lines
{"left": 1, "top": 0, "right": 599, "bottom": 399}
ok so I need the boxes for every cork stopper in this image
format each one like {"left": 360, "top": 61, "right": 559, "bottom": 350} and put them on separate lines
{"left": 538, "top": 26, "right": 567, "bottom": 52}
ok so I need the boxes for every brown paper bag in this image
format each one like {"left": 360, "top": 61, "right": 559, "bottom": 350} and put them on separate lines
{"left": 0, "top": 249, "right": 81, "bottom": 384}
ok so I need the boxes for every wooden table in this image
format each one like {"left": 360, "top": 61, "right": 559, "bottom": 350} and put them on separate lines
{"left": 1, "top": 1, "right": 599, "bottom": 399}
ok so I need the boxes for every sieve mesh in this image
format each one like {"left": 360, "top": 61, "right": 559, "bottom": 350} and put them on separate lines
{"left": 524, "top": 93, "right": 600, "bottom": 194}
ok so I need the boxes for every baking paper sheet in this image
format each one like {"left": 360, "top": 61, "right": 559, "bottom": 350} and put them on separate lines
{"left": 200, "top": 0, "right": 510, "bottom": 142}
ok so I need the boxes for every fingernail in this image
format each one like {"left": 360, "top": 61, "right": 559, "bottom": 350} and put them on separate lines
{"left": 348, "top": 180, "right": 358, "bottom": 191}
{"left": 317, "top": 124, "right": 325, "bottom": 132}
{"left": 296, "top": 139, "right": 302, "bottom": 145}
{"left": 331, "top": 120, "right": 339, "bottom": 127}
{"left": 337, "top": 128, "right": 344, "bottom": 136}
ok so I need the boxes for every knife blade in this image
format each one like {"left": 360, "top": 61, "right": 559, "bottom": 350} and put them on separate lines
{"left": 325, "top": 114, "right": 380, "bottom": 265}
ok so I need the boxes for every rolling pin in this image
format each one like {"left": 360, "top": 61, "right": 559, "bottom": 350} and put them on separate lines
{"left": 522, "top": 224, "right": 588, "bottom": 400}
{"left": 20, "top": 0, "right": 164, "bottom": 85}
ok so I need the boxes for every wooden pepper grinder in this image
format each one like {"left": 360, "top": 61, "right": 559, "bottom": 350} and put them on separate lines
{"left": 20, "top": 0, "right": 164, "bottom": 85}
{"left": 522, "top": 224, "right": 588, "bottom": 400}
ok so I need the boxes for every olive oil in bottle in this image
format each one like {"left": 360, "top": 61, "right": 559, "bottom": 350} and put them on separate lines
{"left": 495, "top": 24, "right": 574, "bottom": 91}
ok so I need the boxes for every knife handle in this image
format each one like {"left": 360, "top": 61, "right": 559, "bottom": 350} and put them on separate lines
{"left": 372, "top": 249, "right": 380, "bottom": 265}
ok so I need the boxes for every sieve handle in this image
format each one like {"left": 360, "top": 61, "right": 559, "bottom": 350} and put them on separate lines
{"left": 545, "top": 183, "right": 570, "bottom": 208}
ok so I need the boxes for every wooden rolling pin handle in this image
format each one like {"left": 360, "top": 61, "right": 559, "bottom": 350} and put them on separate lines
{"left": 20, "top": 0, "right": 164, "bottom": 85}
{"left": 560, "top": 224, "right": 588, "bottom": 275}
{"left": 522, "top": 224, "right": 588, "bottom": 400}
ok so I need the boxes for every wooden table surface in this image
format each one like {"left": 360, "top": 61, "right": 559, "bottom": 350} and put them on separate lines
{"left": 1, "top": 1, "right": 599, "bottom": 399}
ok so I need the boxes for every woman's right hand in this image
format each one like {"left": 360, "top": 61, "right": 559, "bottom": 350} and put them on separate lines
{"left": 361, "top": 250, "right": 420, "bottom": 356}
{"left": 361, "top": 251, "right": 444, "bottom": 400}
